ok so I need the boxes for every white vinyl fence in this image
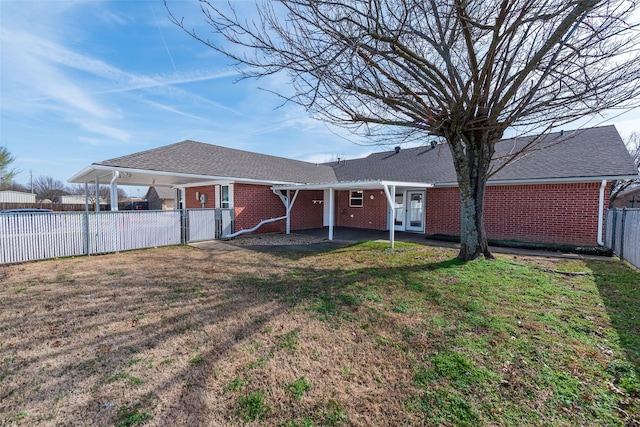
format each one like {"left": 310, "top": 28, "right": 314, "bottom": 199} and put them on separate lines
{"left": 1, "top": 210, "right": 182, "bottom": 265}
{"left": 605, "top": 208, "right": 640, "bottom": 269}
{"left": 186, "top": 209, "right": 234, "bottom": 242}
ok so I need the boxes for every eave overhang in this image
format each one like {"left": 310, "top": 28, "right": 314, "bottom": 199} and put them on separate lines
{"left": 68, "top": 164, "right": 303, "bottom": 188}
{"left": 271, "top": 180, "right": 435, "bottom": 191}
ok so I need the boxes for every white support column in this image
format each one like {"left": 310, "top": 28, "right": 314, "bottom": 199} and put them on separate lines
{"left": 272, "top": 189, "right": 300, "bottom": 235}
{"left": 382, "top": 184, "right": 396, "bottom": 249}
{"left": 84, "top": 182, "right": 90, "bottom": 212}
{"left": 94, "top": 176, "right": 100, "bottom": 212}
{"left": 286, "top": 190, "right": 291, "bottom": 234}
{"left": 109, "top": 171, "right": 120, "bottom": 211}
{"left": 328, "top": 187, "right": 334, "bottom": 240}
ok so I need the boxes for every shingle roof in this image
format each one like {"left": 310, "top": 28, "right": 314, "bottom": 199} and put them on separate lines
{"left": 96, "top": 140, "right": 338, "bottom": 184}
{"left": 93, "top": 126, "right": 636, "bottom": 186}
{"left": 149, "top": 186, "right": 175, "bottom": 200}
{"left": 329, "top": 125, "right": 638, "bottom": 184}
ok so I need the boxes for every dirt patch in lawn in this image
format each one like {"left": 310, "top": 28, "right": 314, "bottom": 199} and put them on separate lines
{"left": 0, "top": 243, "right": 637, "bottom": 426}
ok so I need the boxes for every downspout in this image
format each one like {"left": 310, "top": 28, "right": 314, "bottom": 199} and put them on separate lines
{"left": 597, "top": 179, "right": 606, "bottom": 246}
{"left": 110, "top": 171, "right": 120, "bottom": 211}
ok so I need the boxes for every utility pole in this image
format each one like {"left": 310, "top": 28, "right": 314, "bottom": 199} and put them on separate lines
{"left": 30, "top": 170, "right": 34, "bottom": 194}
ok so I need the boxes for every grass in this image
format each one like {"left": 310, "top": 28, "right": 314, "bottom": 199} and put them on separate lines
{"left": 0, "top": 241, "right": 638, "bottom": 425}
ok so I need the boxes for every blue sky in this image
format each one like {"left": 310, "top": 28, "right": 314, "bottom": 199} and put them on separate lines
{"left": 1, "top": 1, "right": 639, "bottom": 196}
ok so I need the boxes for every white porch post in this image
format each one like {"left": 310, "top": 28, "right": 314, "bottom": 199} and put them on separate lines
{"left": 109, "top": 171, "right": 120, "bottom": 211}
{"left": 328, "top": 187, "right": 334, "bottom": 241}
{"left": 94, "top": 176, "right": 100, "bottom": 212}
{"left": 382, "top": 184, "right": 396, "bottom": 249}
{"left": 273, "top": 189, "right": 299, "bottom": 235}
{"left": 286, "top": 190, "right": 291, "bottom": 234}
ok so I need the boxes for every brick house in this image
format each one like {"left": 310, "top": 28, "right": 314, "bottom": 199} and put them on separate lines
{"left": 612, "top": 185, "right": 640, "bottom": 208}
{"left": 69, "top": 125, "right": 638, "bottom": 248}
{"left": 145, "top": 186, "right": 176, "bottom": 210}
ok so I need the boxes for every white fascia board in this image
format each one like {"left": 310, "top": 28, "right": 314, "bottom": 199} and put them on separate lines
{"left": 68, "top": 164, "right": 300, "bottom": 187}
{"left": 180, "top": 178, "right": 301, "bottom": 189}
{"left": 272, "top": 180, "right": 435, "bottom": 191}
{"left": 67, "top": 166, "right": 116, "bottom": 183}
{"left": 433, "top": 175, "right": 640, "bottom": 187}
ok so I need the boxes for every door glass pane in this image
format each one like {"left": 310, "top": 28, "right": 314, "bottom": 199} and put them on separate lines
{"left": 221, "top": 186, "right": 229, "bottom": 208}
{"left": 394, "top": 194, "right": 404, "bottom": 226}
{"left": 409, "top": 193, "right": 423, "bottom": 227}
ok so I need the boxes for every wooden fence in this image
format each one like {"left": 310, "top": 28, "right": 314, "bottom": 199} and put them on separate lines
{"left": 605, "top": 208, "right": 640, "bottom": 270}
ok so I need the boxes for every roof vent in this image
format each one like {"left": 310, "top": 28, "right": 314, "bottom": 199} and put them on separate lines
{"left": 394, "top": 146, "right": 401, "bottom": 154}
{"left": 560, "top": 129, "right": 564, "bottom": 137}
{"left": 430, "top": 140, "right": 437, "bottom": 149}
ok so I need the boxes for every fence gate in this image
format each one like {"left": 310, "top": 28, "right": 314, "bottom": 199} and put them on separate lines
{"left": 186, "top": 208, "right": 234, "bottom": 242}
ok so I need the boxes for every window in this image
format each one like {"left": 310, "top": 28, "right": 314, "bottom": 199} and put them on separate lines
{"left": 221, "top": 185, "right": 230, "bottom": 208}
{"left": 349, "top": 190, "right": 363, "bottom": 207}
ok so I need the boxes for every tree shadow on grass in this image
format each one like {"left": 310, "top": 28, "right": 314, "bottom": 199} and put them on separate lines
{"left": 586, "top": 259, "right": 640, "bottom": 370}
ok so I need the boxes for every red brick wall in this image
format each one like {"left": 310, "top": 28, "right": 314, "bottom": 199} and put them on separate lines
{"left": 426, "top": 182, "right": 609, "bottom": 246}
{"left": 184, "top": 185, "right": 326, "bottom": 234}
{"left": 335, "top": 189, "right": 389, "bottom": 230}
{"left": 291, "top": 190, "right": 325, "bottom": 230}
{"left": 185, "top": 186, "right": 216, "bottom": 209}
{"left": 233, "top": 184, "right": 286, "bottom": 234}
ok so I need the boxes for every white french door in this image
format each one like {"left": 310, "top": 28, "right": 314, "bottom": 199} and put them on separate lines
{"left": 394, "top": 190, "right": 425, "bottom": 232}
{"left": 406, "top": 191, "right": 425, "bottom": 232}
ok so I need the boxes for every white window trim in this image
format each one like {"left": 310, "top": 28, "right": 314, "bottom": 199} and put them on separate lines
{"left": 220, "top": 184, "right": 233, "bottom": 209}
{"left": 349, "top": 190, "right": 364, "bottom": 207}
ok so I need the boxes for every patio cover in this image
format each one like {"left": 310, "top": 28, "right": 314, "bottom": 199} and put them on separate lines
{"left": 272, "top": 180, "right": 435, "bottom": 248}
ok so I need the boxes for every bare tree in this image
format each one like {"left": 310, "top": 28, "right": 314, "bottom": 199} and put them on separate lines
{"left": 6, "top": 181, "right": 30, "bottom": 193}
{"left": 167, "top": 0, "right": 640, "bottom": 260}
{"left": 610, "top": 131, "right": 640, "bottom": 203}
{"left": 69, "top": 184, "right": 127, "bottom": 206}
{"left": 33, "top": 176, "right": 69, "bottom": 202}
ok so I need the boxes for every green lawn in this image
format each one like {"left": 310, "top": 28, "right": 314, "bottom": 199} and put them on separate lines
{"left": 0, "top": 241, "right": 638, "bottom": 426}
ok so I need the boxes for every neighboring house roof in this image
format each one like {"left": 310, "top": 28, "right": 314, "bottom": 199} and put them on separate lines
{"left": 69, "top": 125, "right": 637, "bottom": 187}
{"left": 146, "top": 186, "right": 175, "bottom": 200}
{"left": 329, "top": 125, "right": 638, "bottom": 185}
{"left": 96, "top": 141, "right": 337, "bottom": 185}
{"left": 616, "top": 185, "right": 640, "bottom": 198}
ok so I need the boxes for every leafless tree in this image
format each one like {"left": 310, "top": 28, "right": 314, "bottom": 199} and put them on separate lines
{"left": 5, "top": 181, "right": 30, "bottom": 193}
{"left": 167, "top": 0, "right": 640, "bottom": 260}
{"left": 610, "top": 131, "right": 640, "bottom": 203}
{"left": 69, "top": 184, "right": 128, "bottom": 205}
{"left": 33, "top": 176, "right": 69, "bottom": 202}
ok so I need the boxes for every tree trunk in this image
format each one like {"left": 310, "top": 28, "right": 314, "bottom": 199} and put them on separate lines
{"left": 448, "top": 133, "right": 495, "bottom": 261}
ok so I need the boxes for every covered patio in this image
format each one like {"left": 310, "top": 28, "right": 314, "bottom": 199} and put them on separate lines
{"left": 272, "top": 180, "right": 434, "bottom": 248}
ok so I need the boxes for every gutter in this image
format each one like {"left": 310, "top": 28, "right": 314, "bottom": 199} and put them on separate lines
{"left": 433, "top": 175, "right": 639, "bottom": 187}
{"left": 597, "top": 179, "right": 607, "bottom": 246}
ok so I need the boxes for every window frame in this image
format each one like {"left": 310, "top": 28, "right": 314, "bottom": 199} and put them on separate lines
{"left": 349, "top": 190, "right": 364, "bottom": 207}
{"left": 221, "top": 185, "right": 230, "bottom": 209}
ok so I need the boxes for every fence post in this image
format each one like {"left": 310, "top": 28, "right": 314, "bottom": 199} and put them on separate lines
{"left": 215, "top": 209, "right": 222, "bottom": 239}
{"left": 84, "top": 182, "right": 90, "bottom": 255}
{"left": 620, "top": 208, "right": 627, "bottom": 260}
{"left": 181, "top": 209, "right": 187, "bottom": 245}
{"left": 611, "top": 209, "right": 618, "bottom": 255}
